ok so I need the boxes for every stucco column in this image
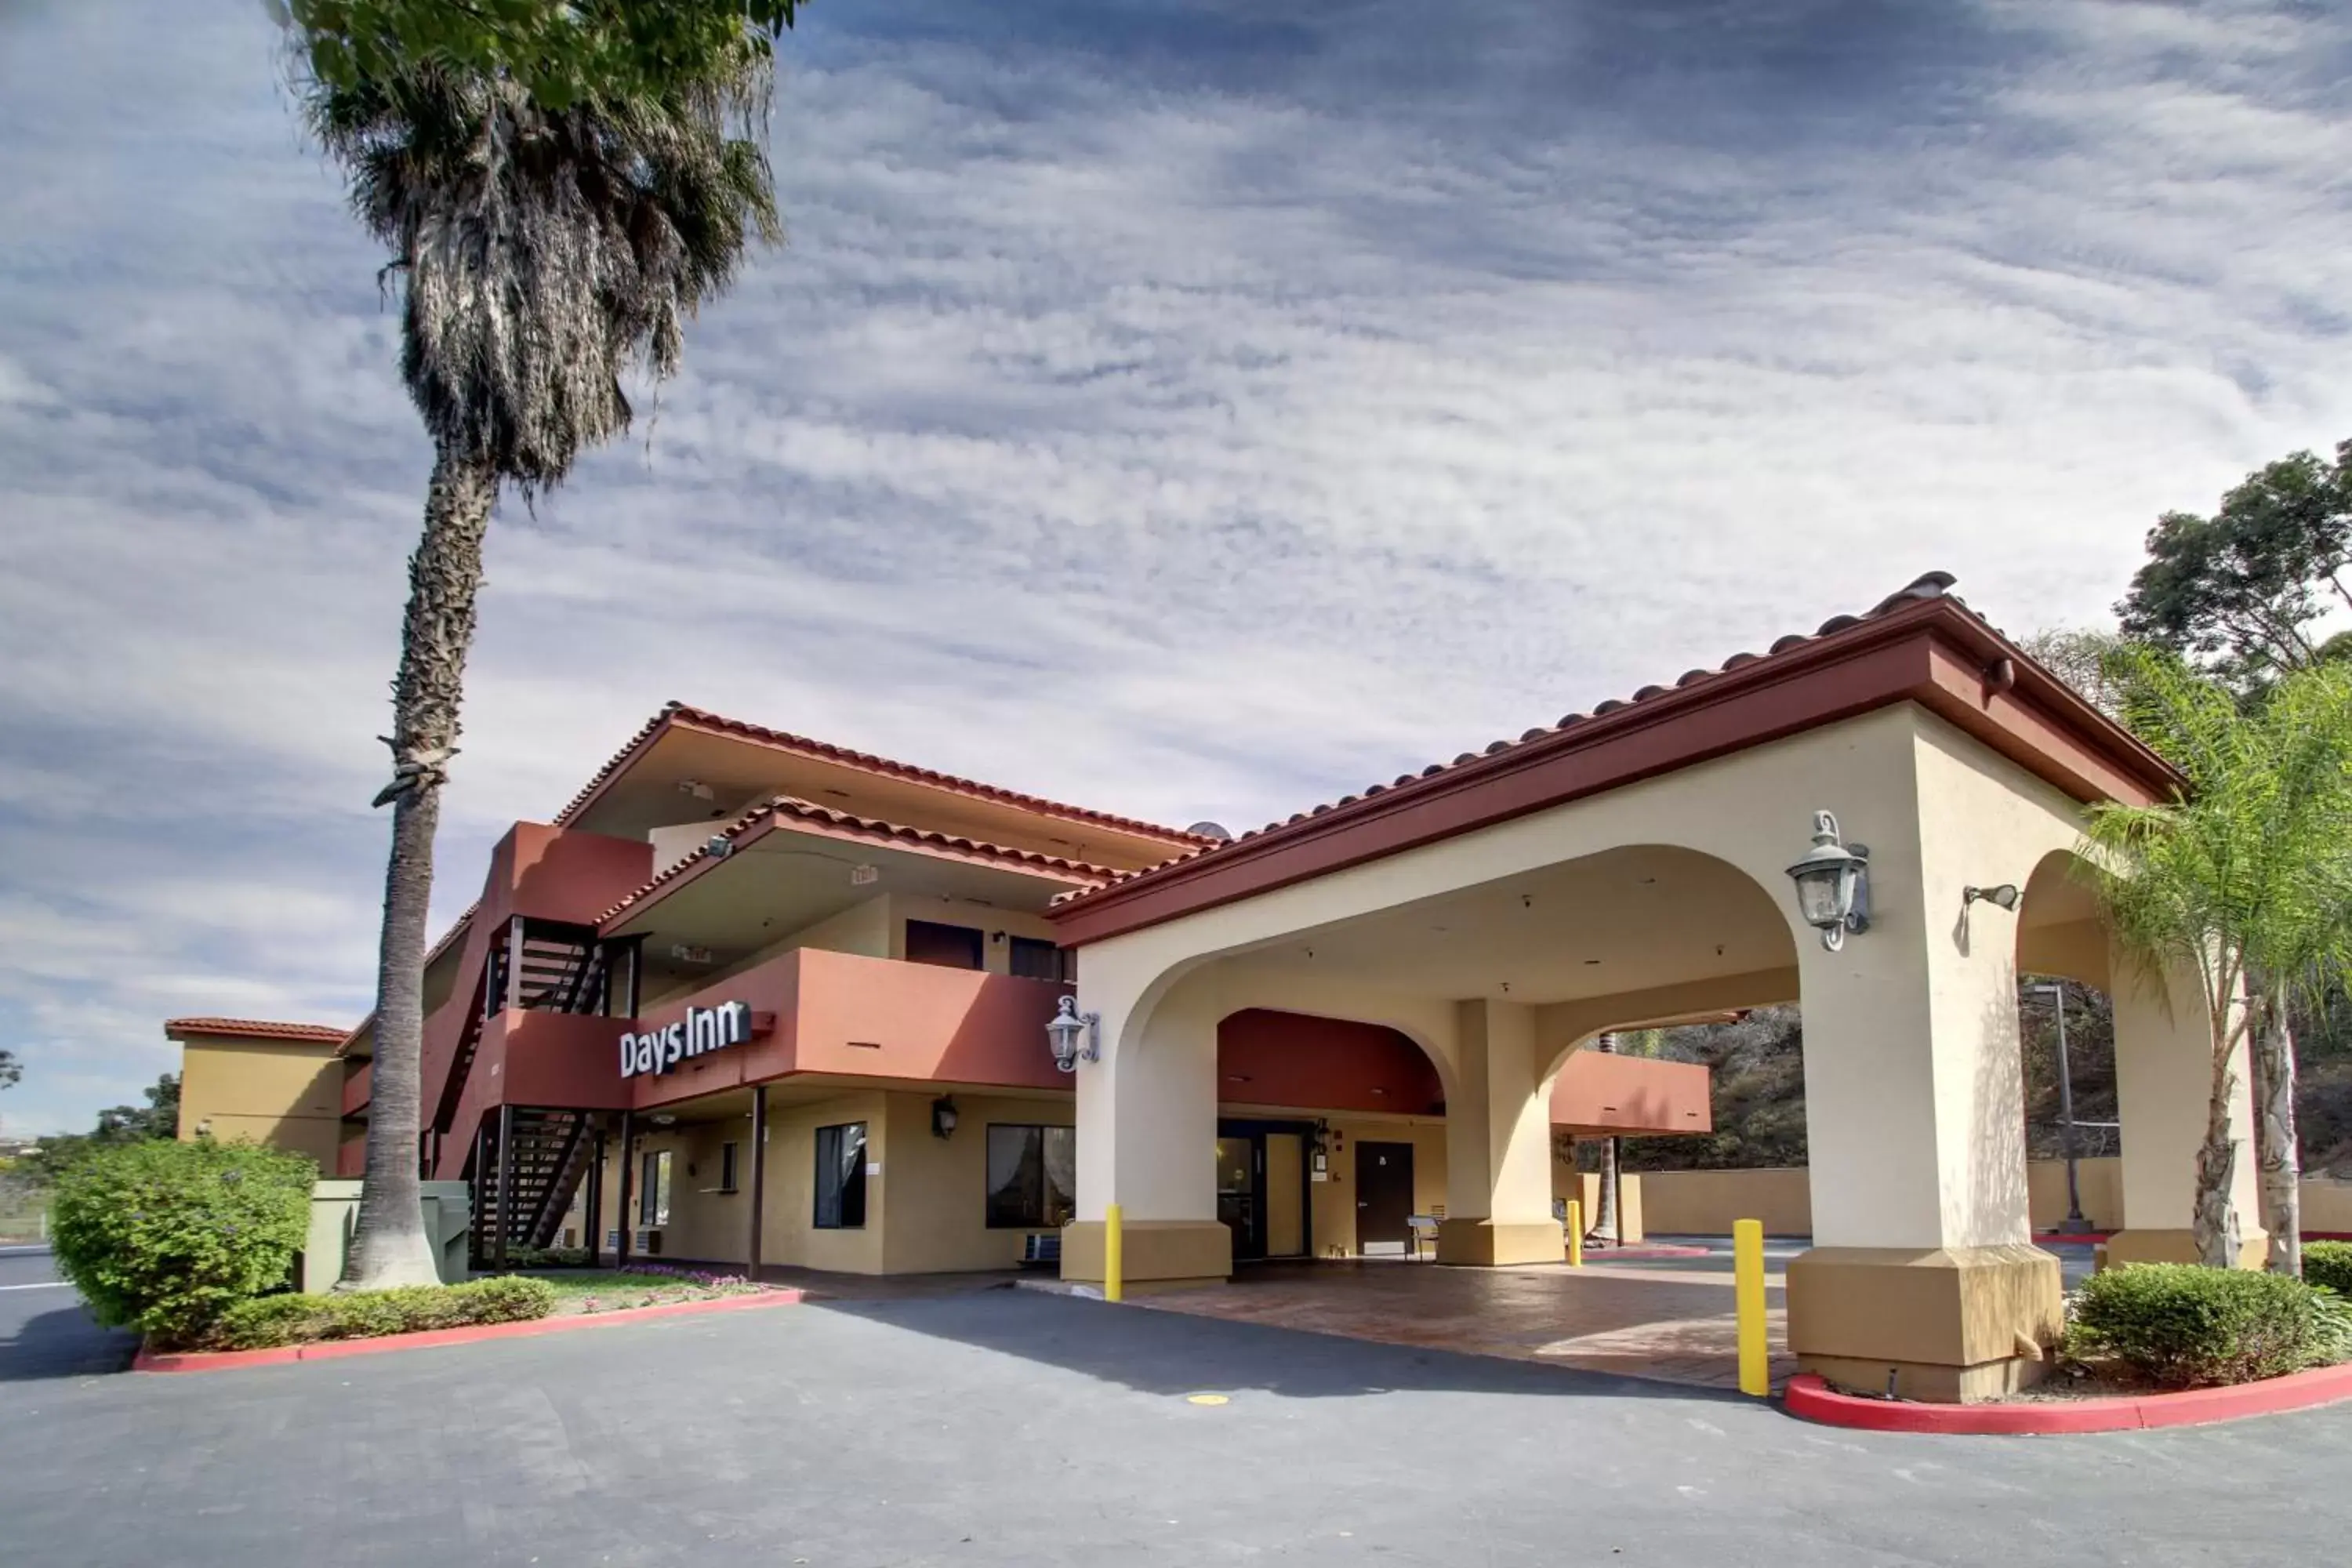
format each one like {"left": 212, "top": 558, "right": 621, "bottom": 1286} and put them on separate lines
{"left": 1438, "top": 999, "right": 1566, "bottom": 1265}
{"left": 2106, "top": 953, "right": 2265, "bottom": 1267}
{"left": 1784, "top": 779, "right": 2062, "bottom": 1403}
{"left": 1062, "top": 985, "right": 1233, "bottom": 1291}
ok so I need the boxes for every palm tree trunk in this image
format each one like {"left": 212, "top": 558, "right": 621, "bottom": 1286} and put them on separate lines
{"left": 2191, "top": 1035, "right": 2239, "bottom": 1269}
{"left": 342, "top": 448, "right": 496, "bottom": 1290}
{"left": 2256, "top": 985, "right": 2303, "bottom": 1276}
{"left": 1588, "top": 1033, "right": 1619, "bottom": 1247}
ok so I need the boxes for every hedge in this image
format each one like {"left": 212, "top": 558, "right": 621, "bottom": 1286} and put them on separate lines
{"left": 49, "top": 1139, "right": 316, "bottom": 1345}
{"left": 2067, "top": 1264, "right": 2323, "bottom": 1388}
{"left": 2305, "top": 1241, "right": 2352, "bottom": 1297}
{"left": 202, "top": 1276, "right": 558, "bottom": 1351}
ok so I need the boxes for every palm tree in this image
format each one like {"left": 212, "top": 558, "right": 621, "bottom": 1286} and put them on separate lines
{"left": 2082, "top": 650, "right": 2352, "bottom": 1275}
{"left": 296, "top": 47, "right": 781, "bottom": 1287}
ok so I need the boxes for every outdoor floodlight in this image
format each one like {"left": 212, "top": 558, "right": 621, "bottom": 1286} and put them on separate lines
{"left": 931, "top": 1095, "right": 960, "bottom": 1139}
{"left": 1963, "top": 883, "right": 2021, "bottom": 913}
{"left": 1046, "top": 994, "right": 1100, "bottom": 1073}
{"left": 1786, "top": 810, "right": 1871, "bottom": 952}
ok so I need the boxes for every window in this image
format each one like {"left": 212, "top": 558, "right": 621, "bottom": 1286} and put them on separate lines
{"left": 986, "top": 1124, "right": 1076, "bottom": 1229}
{"left": 719, "top": 1141, "right": 739, "bottom": 1194}
{"left": 638, "top": 1149, "right": 672, "bottom": 1226}
{"left": 1008, "top": 935, "right": 1070, "bottom": 982}
{"left": 815, "top": 1122, "right": 868, "bottom": 1229}
{"left": 906, "top": 919, "right": 983, "bottom": 970}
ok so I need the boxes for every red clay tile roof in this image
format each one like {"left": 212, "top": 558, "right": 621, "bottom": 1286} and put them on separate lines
{"left": 166, "top": 1017, "right": 349, "bottom": 1044}
{"left": 554, "top": 702, "right": 1214, "bottom": 849}
{"left": 597, "top": 794, "right": 1121, "bottom": 927}
{"left": 1047, "top": 572, "right": 2151, "bottom": 913}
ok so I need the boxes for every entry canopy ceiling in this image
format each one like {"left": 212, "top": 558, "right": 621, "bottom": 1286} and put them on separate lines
{"left": 563, "top": 713, "right": 1192, "bottom": 872}
{"left": 606, "top": 820, "right": 1081, "bottom": 984}
{"left": 1221, "top": 845, "right": 1798, "bottom": 1007}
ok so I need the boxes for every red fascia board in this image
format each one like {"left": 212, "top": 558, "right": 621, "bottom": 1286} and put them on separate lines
{"left": 165, "top": 1018, "right": 349, "bottom": 1044}
{"left": 556, "top": 705, "right": 1210, "bottom": 851}
{"left": 1048, "top": 600, "right": 2179, "bottom": 947}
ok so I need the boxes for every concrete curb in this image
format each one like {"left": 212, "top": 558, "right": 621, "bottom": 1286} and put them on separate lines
{"left": 133, "top": 1288, "right": 804, "bottom": 1374}
{"left": 1783, "top": 1364, "right": 2352, "bottom": 1436}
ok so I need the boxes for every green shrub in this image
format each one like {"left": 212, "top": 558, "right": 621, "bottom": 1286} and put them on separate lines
{"left": 205, "top": 1276, "right": 557, "bottom": 1351}
{"left": 2303, "top": 1241, "right": 2352, "bottom": 1297}
{"left": 49, "top": 1139, "right": 315, "bottom": 1345}
{"left": 2067, "top": 1264, "right": 2323, "bottom": 1388}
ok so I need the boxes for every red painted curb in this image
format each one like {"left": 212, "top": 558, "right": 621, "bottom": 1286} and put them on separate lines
{"left": 1783, "top": 1363, "right": 2352, "bottom": 1436}
{"left": 134, "top": 1288, "right": 803, "bottom": 1374}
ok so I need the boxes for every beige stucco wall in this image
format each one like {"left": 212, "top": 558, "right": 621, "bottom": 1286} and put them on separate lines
{"left": 1308, "top": 1116, "right": 1449, "bottom": 1256}
{"left": 176, "top": 1036, "right": 343, "bottom": 1168}
{"left": 880, "top": 1090, "right": 1075, "bottom": 1273}
{"left": 1640, "top": 1157, "right": 2147, "bottom": 1237}
{"left": 1069, "top": 704, "right": 2101, "bottom": 1260}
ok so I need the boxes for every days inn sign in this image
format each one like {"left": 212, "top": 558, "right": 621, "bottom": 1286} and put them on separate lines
{"left": 620, "top": 1000, "right": 764, "bottom": 1078}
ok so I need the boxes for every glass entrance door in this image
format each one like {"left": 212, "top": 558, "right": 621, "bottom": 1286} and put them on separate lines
{"left": 1215, "top": 1136, "right": 1261, "bottom": 1260}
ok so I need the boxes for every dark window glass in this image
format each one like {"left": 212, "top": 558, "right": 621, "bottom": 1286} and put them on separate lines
{"left": 639, "top": 1149, "right": 672, "bottom": 1226}
{"left": 985, "top": 1124, "right": 1077, "bottom": 1229}
{"left": 906, "top": 920, "right": 984, "bottom": 970}
{"left": 1008, "top": 936, "right": 1068, "bottom": 982}
{"left": 720, "top": 1141, "right": 739, "bottom": 1193}
{"left": 815, "top": 1122, "right": 868, "bottom": 1229}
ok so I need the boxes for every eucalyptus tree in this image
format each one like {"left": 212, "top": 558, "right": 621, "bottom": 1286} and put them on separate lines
{"left": 284, "top": 12, "right": 784, "bottom": 1287}
{"left": 2082, "top": 650, "right": 2352, "bottom": 1275}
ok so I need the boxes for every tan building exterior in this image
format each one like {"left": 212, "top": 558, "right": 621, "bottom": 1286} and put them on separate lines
{"left": 165, "top": 1017, "right": 349, "bottom": 1168}
{"left": 1040, "top": 573, "right": 2258, "bottom": 1402}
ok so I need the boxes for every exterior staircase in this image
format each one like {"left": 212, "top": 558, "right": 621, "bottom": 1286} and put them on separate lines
{"left": 471, "top": 1107, "right": 598, "bottom": 1261}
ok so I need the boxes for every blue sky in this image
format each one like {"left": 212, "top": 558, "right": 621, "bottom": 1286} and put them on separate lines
{"left": 2, "top": 0, "right": 2348, "bottom": 1135}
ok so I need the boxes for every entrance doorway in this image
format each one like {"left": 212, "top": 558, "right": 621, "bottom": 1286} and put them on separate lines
{"left": 1355, "top": 1141, "right": 1414, "bottom": 1256}
{"left": 1214, "top": 1120, "right": 1312, "bottom": 1261}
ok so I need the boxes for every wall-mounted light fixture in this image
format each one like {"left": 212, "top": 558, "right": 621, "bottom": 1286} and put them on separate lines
{"left": 1962, "top": 884, "right": 2021, "bottom": 913}
{"left": 931, "top": 1095, "right": 959, "bottom": 1139}
{"left": 1786, "top": 810, "right": 1871, "bottom": 952}
{"left": 1046, "top": 994, "right": 1100, "bottom": 1072}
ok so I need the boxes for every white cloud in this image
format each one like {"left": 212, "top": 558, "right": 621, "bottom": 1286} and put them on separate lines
{"left": 0, "top": 0, "right": 2347, "bottom": 1132}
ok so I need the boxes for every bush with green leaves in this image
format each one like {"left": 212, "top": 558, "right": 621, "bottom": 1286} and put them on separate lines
{"left": 2304, "top": 1241, "right": 2352, "bottom": 1297}
{"left": 49, "top": 1138, "right": 316, "bottom": 1345}
{"left": 2067, "top": 1264, "right": 2325, "bottom": 1388}
{"left": 492, "top": 1245, "right": 590, "bottom": 1271}
{"left": 203, "top": 1276, "right": 557, "bottom": 1351}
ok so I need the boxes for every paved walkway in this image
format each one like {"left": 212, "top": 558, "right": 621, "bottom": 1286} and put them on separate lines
{"left": 1136, "top": 1250, "right": 1799, "bottom": 1389}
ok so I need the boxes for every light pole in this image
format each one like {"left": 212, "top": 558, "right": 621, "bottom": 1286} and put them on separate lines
{"left": 2031, "top": 982, "right": 2093, "bottom": 1235}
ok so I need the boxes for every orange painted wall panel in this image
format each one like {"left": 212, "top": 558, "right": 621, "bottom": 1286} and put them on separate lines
{"left": 1550, "top": 1051, "right": 1711, "bottom": 1135}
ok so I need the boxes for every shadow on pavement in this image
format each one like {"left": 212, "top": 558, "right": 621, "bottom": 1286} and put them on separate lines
{"left": 811, "top": 1285, "right": 1744, "bottom": 1404}
{"left": 0, "top": 1304, "right": 136, "bottom": 1382}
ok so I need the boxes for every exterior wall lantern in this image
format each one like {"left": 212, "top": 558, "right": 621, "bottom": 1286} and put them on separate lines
{"left": 1786, "top": 810, "right": 1871, "bottom": 951}
{"left": 930, "top": 1095, "right": 959, "bottom": 1139}
{"left": 1046, "top": 994, "right": 1101, "bottom": 1072}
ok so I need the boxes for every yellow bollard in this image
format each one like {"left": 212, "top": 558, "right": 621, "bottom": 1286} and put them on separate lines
{"left": 1734, "top": 1218, "right": 1768, "bottom": 1397}
{"left": 1566, "top": 1200, "right": 1583, "bottom": 1268}
{"left": 1105, "top": 1202, "right": 1123, "bottom": 1303}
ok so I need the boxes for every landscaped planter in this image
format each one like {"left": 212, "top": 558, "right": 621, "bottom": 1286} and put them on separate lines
{"left": 135, "top": 1288, "right": 803, "bottom": 1374}
{"left": 1784, "top": 1363, "right": 2352, "bottom": 1435}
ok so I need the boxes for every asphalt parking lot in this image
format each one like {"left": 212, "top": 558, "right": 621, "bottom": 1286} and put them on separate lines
{"left": 2, "top": 1246, "right": 2345, "bottom": 1566}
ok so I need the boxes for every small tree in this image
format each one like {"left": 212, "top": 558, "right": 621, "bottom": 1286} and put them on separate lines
{"left": 0, "top": 1047, "right": 19, "bottom": 1091}
{"left": 2082, "top": 650, "right": 2352, "bottom": 1273}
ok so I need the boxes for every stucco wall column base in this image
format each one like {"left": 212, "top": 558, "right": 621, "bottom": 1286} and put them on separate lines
{"left": 1788, "top": 1243, "right": 2063, "bottom": 1405}
{"left": 1436, "top": 1218, "right": 1566, "bottom": 1267}
{"left": 1060, "top": 1221, "right": 1232, "bottom": 1287}
{"left": 2103, "top": 1228, "right": 2269, "bottom": 1270}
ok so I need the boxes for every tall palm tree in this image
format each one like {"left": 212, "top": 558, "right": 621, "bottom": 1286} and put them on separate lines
{"left": 297, "top": 49, "right": 781, "bottom": 1287}
{"left": 2082, "top": 649, "right": 2352, "bottom": 1276}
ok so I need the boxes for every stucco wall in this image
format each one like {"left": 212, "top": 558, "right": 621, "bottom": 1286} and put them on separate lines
{"left": 1641, "top": 1157, "right": 2163, "bottom": 1237}
{"left": 1308, "top": 1117, "right": 1449, "bottom": 1256}
{"left": 176, "top": 1036, "right": 343, "bottom": 1168}
{"left": 880, "top": 1090, "right": 1076, "bottom": 1272}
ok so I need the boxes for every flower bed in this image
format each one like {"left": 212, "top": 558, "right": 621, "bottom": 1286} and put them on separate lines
{"left": 514, "top": 1265, "right": 771, "bottom": 1316}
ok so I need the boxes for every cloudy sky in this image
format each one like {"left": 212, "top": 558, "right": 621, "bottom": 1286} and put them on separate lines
{"left": 2, "top": 0, "right": 2347, "bottom": 1134}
